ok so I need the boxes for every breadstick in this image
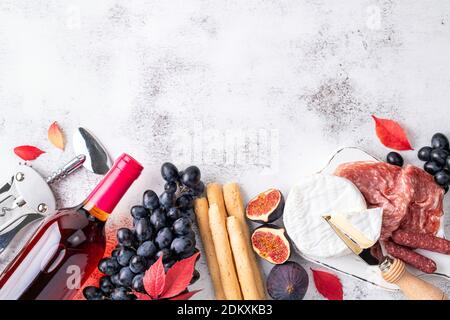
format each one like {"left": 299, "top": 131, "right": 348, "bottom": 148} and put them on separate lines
{"left": 223, "top": 183, "right": 266, "bottom": 299}
{"left": 209, "top": 203, "right": 243, "bottom": 300}
{"left": 206, "top": 183, "right": 227, "bottom": 220}
{"left": 194, "top": 198, "right": 226, "bottom": 300}
{"left": 227, "top": 216, "right": 263, "bottom": 300}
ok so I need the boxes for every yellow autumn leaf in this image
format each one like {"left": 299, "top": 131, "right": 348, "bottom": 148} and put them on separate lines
{"left": 48, "top": 121, "right": 65, "bottom": 150}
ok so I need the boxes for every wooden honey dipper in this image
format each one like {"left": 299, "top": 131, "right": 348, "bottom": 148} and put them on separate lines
{"left": 380, "top": 257, "right": 448, "bottom": 300}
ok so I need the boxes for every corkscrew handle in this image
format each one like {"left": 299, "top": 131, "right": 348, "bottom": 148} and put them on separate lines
{"left": 381, "top": 258, "right": 448, "bottom": 300}
{"left": 46, "top": 155, "right": 86, "bottom": 184}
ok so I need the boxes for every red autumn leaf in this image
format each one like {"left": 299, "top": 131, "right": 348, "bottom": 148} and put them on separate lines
{"left": 169, "top": 290, "right": 202, "bottom": 301}
{"left": 144, "top": 256, "right": 166, "bottom": 299}
{"left": 134, "top": 292, "right": 152, "bottom": 300}
{"left": 311, "top": 269, "right": 343, "bottom": 300}
{"left": 372, "top": 115, "right": 413, "bottom": 151}
{"left": 48, "top": 121, "right": 65, "bottom": 150}
{"left": 14, "top": 145, "right": 45, "bottom": 161}
{"left": 161, "top": 252, "right": 200, "bottom": 299}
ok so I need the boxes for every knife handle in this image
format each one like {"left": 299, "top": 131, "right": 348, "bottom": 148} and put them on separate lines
{"left": 382, "top": 258, "right": 448, "bottom": 300}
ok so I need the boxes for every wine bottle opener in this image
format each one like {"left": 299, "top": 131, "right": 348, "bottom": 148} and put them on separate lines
{"left": 0, "top": 127, "right": 113, "bottom": 254}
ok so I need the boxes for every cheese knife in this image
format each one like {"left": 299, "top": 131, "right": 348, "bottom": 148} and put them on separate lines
{"left": 324, "top": 215, "right": 448, "bottom": 300}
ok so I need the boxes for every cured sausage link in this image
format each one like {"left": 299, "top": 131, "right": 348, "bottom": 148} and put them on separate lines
{"left": 384, "top": 240, "right": 437, "bottom": 274}
{"left": 392, "top": 230, "right": 450, "bottom": 254}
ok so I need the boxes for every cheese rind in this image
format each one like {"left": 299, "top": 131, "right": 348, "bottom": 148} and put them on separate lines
{"left": 284, "top": 174, "right": 367, "bottom": 258}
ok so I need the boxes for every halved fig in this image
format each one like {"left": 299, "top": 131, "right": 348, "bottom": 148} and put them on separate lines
{"left": 251, "top": 225, "right": 291, "bottom": 265}
{"left": 246, "top": 189, "right": 284, "bottom": 223}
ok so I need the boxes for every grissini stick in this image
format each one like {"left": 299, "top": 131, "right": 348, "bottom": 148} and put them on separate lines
{"left": 206, "top": 183, "right": 228, "bottom": 220}
{"left": 227, "top": 216, "right": 263, "bottom": 300}
{"left": 194, "top": 198, "right": 226, "bottom": 300}
{"left": 381, "top": 258, "right": 448, "bottom": 300}
{"left": 223, "top": 182, "right": 266, "bottom": 299}
{"left": 209, "top": 203, "right": 243, "bottom": 300}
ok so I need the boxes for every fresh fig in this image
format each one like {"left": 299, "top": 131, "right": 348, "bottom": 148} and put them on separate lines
{"left": 246, "top": 189, "right": 284, "bottom": 223}
{"left": 251, "top": 225, "right": 290, "bottom": 264}
{"left": 267, "top": 261, "right": 309, "bottom": 300}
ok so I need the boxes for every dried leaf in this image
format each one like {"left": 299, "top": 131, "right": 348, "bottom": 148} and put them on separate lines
{"left": 48, "top": 121, "right": 65, "bottom": 150}
{"left": 14, "top": 145, "right": 45, "bottom": 161}
{"left": 311, "top": 269, "right": 343, "bottom": 300}
{"left": 161, "top": 252, "right": 200, "bottom": 299}
{"left": 169, "top": 290, "right": 201, "bottom": 301}
{"left": 372, "top": 115, "right": 413, "bottom": 151}
{"left": 143, "top": 256, "right": 166, "bottom": 299}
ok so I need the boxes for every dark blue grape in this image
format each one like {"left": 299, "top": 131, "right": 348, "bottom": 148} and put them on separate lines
{"left": 165, "top": 181, "right": 178, "bottom": 194}
{"left": 137, "top": 241, "right": 157, "bottom": 258}
{"left": 98, "top": 257, "right": 120, "bottom": 276}
{"left": 143, "top": 190, "right": 160, "bottom": 210}
{"left": 111, "top": 273, "right": 122, "bottom": 287}
{"left": 156, "top": 248, "right": 172, "bottom": 262}
{"left": 180, "top": 166, "right": 201, "bottom": 188}
{"left": 190, "top": 181, "right": 205, "bottom": 196}
{"left": 155, "top": 227, "right": 174, "bottom": 249}
{"left": 171, "top": 236, "right": 195, "bottom": 255}
{"left": 167, "top": 207, "right": 181, "bottom": 220}
{"left": 111, "top": 287, "right": 133, "bottom": 300}
{"left": 129, "top": 255, "right": 147, "bottom": 274}
{"left": 172, "top": 217, "right": 192, "bottom": 236}
{"left": 117, "top": 228, "right": 134, "bottom": 247}
{"left": 135, "top": 218, "right": 153, "bottom": 242}
{"left": 83, "top": 286, "right": 104, "bottom": 300}
{"left": 431, "top": 148, "right": 449, "bottom": 166}
{"left": 176, "top": 194, "right": 193, "bottom": 210}
{"left": 119, "top": 267, "right": 135, "bottom": 288}
{"left": 99, "top": 276, "right": 114, "bottom": 295}
{"left": 131, "top": 205, "right": 149, "bottom": 219}
{"left": 150, "top": 208, "right": 167, "bottom": 230}
{"left": 179, "top": 247, "right": 199, "bottom": 260}
{"left": 160, "top": 192, "right": 175, "bottom": 209}
{"left": 161, "top": 162, "right": 179, "bottom": 183}
{"left": 117, "top": 247, "right": 136, "bottom": 267}
{"left": 386, "top": 152, "right": 403, "bottom": 167}
{"left": 132, "top": 274, "right": 145, "bottom": 293}
{"left": 432, "top": 133, "right": 449, "bottom": 150}
{"left": 418, "top": 146, "right": 433, "bottom": 162}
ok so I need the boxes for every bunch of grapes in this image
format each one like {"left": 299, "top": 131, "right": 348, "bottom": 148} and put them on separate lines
{"left": 83, "top": 163, "right": 204, "bottom": 300}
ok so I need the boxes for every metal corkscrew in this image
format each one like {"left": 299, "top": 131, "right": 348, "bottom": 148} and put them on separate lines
{"left": 46, "top": 155, "right": 86, "bottom": 184}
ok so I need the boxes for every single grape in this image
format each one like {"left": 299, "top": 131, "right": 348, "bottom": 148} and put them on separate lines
{"left": 135, "top": 218, "right": 153, "bottom": 242}
{"left": 155, "top": 227, "right": 174, "bottom": 250}
{"left": 143, "top": 190, "right": 160, "bottom": 210}
{"left": 176, "top": 194, "right": 194, "bottom": 210}
{"left": 137, "top": 241, "right": 157, "bottom": 258}
{"left": 160, "top": 191, "right": 175, "bottom": 209}
{"left": 180, "top": 166, "right": 201, "bottom": 188}
{"left": 111, "top": 287, "right": 133, "bottom": 301}
{"left": 161, "top": 162, "right": 179, "bottom": 183}
{"left": 83, "top": 286, "right": 104, "bottom": 300}
{"left": 98, "top": 257, "right": 120, "bottom": 276}
{"left": 190, "top": 181, "right": 205, "bottom": 197}
{"left": 171, "top": 236, "right": 195, "bottom": 255}
{"left": 119, "top": 267, "right": 135, "bottom": 288}
{"left": 117, "top": 247, "right": 136, "bottom": 267}
{"left": 164, "top": 181, "right": 178, "bottom": 194}
{"left": 172, "top": 217, "right": 192, "bottom": 236}
{"left": 99, "top": 276, "right": 115, "bottom": 295}
{"left": 129, "top": 255, "right": 147, "bottom": 274}
{"left": 132, "top": 274, "right": 145, "bottom": 293}
{"left": 117, "top": 228, "right": 134, "bottom": 247}
{"left": 150, "top": 208, "right": 168, "bottom": 231}
{"left": 131, "top": 206, "right": 149, "bottom": 219}
{"left": 167, "top": 207, "right": 181, "bottom": 221}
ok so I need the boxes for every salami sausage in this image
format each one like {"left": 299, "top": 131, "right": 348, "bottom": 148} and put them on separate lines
{"left": 392, "top": 230, "right": 450, "bottom": 254}
{"left": 384, "top": 240, "right": 437, "bottom": 274}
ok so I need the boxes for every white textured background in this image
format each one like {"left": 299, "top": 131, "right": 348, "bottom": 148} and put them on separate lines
{"left": 0, "top": 0, "right": 449, "bottom": 300}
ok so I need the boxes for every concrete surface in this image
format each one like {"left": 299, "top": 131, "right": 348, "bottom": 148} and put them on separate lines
{"left": 0, "top": 0, "right": 449, "bottom": 300}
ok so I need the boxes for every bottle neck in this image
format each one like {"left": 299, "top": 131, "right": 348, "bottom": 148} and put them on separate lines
{"left": 82, "top": 154, "right": 143, "bottom": 222}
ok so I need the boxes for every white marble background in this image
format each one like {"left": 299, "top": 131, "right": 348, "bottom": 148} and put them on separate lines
{"left": 0, "top": 0, "right": 449, "bottom": 300}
